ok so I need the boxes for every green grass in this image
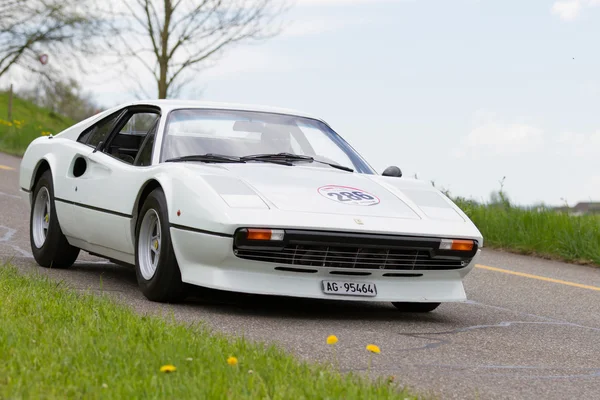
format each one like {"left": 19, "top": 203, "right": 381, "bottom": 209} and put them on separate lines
{"left": 0, "top": 91, "right": 74, "bottom": 156}
{"left": 0, "top": 265, "right": 417, "bottom": 400}
{"left": 455, "top": 198, "right": 600, "bottom": 266}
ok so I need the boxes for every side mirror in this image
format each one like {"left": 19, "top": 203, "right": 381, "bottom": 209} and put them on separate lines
{"left": 382, "top": 166, "right": 402, "bottom": 177}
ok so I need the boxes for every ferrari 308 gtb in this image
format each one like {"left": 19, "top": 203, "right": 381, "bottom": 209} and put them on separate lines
{"left": 19, "top": 100, "right": 483, "bottom": 312}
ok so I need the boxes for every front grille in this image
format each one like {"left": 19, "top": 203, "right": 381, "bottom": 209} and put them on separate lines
{"left": 233, "top": 230, "right": 475, "bottom": 271}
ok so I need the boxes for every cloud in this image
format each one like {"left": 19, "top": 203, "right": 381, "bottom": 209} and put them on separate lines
{"left": 552, "top": 0, "right": 582, "bottom": 20}
{"left": 551, "top": 0, "right": 600, "bottom": 21}
{"left": 281, "top": 17, "right": 369, "bottom": 37}
{"left": 455, "top": 112, "right": 544, "bottom": 157}
{"left": 200, "top": 47, "right": 278, "bottom": 79}
{"left": 554, "top": 130, "right": 600, "bottom": 156}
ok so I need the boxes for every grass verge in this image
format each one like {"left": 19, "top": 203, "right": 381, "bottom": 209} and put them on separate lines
{"left": 0, "top": 91, "right": 74, "bottom": 156}
{"left": 0, "top": 265, "right": 417, "bottom": 399}
{"left": 456, "top": 198, "right": 600, "bottom": 266}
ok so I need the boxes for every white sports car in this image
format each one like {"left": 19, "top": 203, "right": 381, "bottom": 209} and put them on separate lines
{"left": 19, "top": 100, "right": 483, "bottom": 311}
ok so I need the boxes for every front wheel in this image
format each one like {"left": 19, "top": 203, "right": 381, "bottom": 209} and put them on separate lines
{"left": 135, "top": 188, "right": 187, "bottom": 303}
{"left": 392, "top": 302, "right": 441, "bottom": 313}
{"left": 30, "top": 170, "right": 80, "bottom": 268}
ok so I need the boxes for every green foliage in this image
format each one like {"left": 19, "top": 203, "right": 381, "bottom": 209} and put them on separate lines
{"left": 0, "top": 91, "right": 74, "bottom": 155}
{"left": 453, "top": 190, "right": 600, "bottom": 266}
{"left": 0, "top": 265, "right": 417, "bottom": 399}
{"left": 18, "top": 77, "right": 100, "bottom": 122}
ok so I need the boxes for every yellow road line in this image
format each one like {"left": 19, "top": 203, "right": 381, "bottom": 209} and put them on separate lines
{"left": 0, "top": 164, "right": 15, "bottom": 171}
{"left": 475, "top": 264, "right": 600, "bottom": 292}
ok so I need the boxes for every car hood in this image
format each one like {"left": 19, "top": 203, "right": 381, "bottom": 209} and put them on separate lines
{"left": 201, "top": 163, "right": 467, "bottom": 222}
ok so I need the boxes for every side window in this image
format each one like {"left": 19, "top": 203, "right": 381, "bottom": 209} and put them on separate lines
{"left": 78, "top": 111, "right": 122, "bottom": 147}
{"left": 105, "top": 110, "right": 160, "bottom": 165}
{"left": 119, "top": 113, "right": 159, "bottom": 135}
{"left": 135, "top": 122, "right": 158, "bottom": 166}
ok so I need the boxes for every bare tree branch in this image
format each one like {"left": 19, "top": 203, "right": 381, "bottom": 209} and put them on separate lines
{"left": 104, "top": 0, "right": 289, "bottom": 99}
{"left": 0, "top": 0, "right": 107, "bottom": 80}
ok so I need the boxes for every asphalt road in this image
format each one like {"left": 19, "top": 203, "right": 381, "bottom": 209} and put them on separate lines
{"left": 1, "top": 151, "right": 599, "bottom": 400}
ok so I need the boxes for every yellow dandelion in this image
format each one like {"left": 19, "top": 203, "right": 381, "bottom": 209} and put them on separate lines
{"left": 366, "top": 344, "right": 380, "bottom": 354}
{"left": 227, "top": 356, "right": 237, "bottom": 366}
{"left": 159, "top": 364, "right": 176, "bottom": 373}
{"left": 365, "top": 344, "right": 380, "bottom": 378}
{"left": 327, "top": 335, "right": 340, "bottom": 371}
{"left": 227, "top": 356, "right": 238, "bottom": 366}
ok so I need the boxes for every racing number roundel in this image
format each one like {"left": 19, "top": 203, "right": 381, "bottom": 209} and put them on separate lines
{"left": 318, "top": 185, "right": 380, "bottom": 206}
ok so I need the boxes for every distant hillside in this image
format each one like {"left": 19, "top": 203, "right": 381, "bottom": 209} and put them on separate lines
{"left": 0, "top": 91, "right": 74, "bottom": 156}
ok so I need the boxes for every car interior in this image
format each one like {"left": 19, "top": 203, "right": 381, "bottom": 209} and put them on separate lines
{"left": 77, "top": 108, "right": 161, "bottom": 166}
{"left": 106, "top": 112, "right": 160, "bottom": 165}
{"left": 160, "top": 120, "right": 318, "bottom": 161}
{"left": 79, "top": 110, "right": 347, "bottom": 169}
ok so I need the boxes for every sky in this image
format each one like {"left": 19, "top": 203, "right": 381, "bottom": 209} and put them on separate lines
{"left": 7, "top": 0, "right": 600, "bottom": 206}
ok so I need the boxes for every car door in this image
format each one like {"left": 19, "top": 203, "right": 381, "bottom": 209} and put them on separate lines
{"left": 54, "top": 108, "right": 126, "bottom": 245}
{"left": 67, "top": 106, "right": 161, "bottom": 258}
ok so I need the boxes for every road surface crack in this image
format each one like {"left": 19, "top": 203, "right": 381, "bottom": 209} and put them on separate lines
{"left": 0, "top": 225, "right": 33, "bottom": 258}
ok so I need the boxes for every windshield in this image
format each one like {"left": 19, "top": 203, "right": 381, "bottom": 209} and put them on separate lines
{"left": 160, "top": 109, "right": 375, "bottom": 173}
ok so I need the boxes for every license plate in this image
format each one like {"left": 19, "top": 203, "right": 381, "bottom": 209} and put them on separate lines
{"left": 321, "top": 280, "right": 377, "bottom": 297}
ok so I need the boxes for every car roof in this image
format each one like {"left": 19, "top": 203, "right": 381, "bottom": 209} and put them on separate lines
{"left": 54, "top": 99, "right": 331, "bottom": 141}
{"left": 119, "top": 99, "right": 324, "bottom": 121}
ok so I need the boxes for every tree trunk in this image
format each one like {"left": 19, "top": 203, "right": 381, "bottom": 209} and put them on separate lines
{"left": 157, "top": 0, "right": 172, "bottom": 99}
{"left": 158, "top": 62, "right": 168, "bottom": 99}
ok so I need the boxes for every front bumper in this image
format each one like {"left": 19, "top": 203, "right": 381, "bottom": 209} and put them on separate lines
{"left": 170, "top": 227, "right": 480, "bottom": 303}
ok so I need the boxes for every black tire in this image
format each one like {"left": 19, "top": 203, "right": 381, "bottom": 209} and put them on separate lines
{"left": 30, "top": 170, "right": 80, "bottom": 268}
{"left": 134, "top": 188, "right": 187, "bottom": 303}
{"left": 391, "top": 302, "right": 441, "bottom": 313}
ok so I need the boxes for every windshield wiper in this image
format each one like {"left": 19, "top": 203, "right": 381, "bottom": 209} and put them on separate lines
{"left": 241, "top": 152, "right": 313, "bottom": 162}
{"left": 314, "top": 160, "right": 354, "bottom": 172}
{"left": 165, "top": 154, "right": 245, "bottom": 163}
{"left": 241, "top": 152, "right": 353, "bottom": 172}
{"left": 240, "top": 152, "right": 309, "bottom": 166}
{"left": 166, "top": 152, "right": 353, "bottom": 171}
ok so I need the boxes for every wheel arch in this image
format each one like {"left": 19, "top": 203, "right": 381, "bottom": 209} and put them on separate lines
{"left": 28, "top": 149, "right": 62, "bottom": 188}
{"left": 130, "top": 170, "right": 233, "bottom": 245}
{"left": 131, "top": 178, "right": 166, "bottom": 241}
{"left": 32, "top": 159, "right": 51, "bottom": 188}
{"left": 27, "top": 156, "right": 57, "bottom": 204}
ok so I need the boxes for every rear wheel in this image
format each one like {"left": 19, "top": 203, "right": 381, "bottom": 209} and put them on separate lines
{"left": 392, "top": 302, "right": 441, "bottom": 313}
{"left": 30, "top": 170, "right": 80, "bottom": 268}
{"left": 135, "top": 188, "right": 187, "bottom": 303}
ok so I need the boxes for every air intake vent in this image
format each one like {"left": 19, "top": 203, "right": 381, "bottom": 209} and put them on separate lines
{"left": 234, "top": 230, "right": 475, "bottom": 272}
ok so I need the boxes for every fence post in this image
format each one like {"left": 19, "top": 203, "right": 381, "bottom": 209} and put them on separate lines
{"left": 7, "top": 83, "right": 13, "bottom": 121}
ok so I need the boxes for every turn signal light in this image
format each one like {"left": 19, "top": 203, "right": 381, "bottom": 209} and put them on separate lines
{"left": 440, "top": 239, "right": 474, "bottom": 251}
{"left": 246, "top": 229, "right": 285, "bottom": 241}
